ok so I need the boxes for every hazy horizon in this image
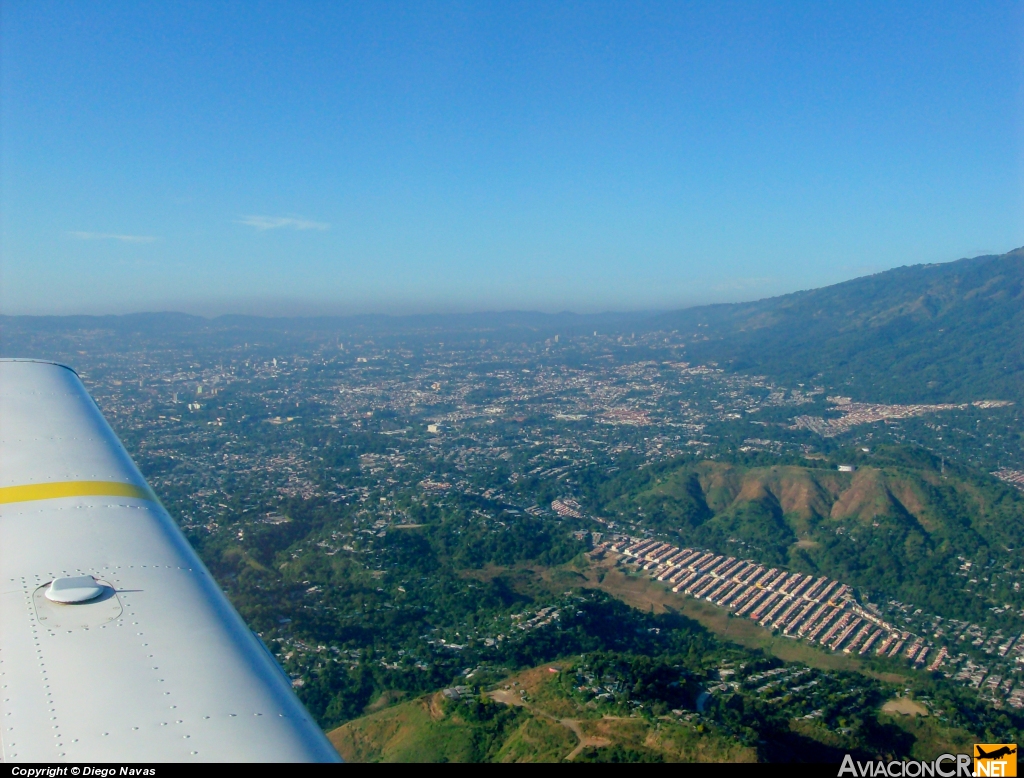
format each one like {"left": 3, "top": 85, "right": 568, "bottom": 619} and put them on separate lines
{"left": 3, "top": 246, "right": 1019, "bottom": 320}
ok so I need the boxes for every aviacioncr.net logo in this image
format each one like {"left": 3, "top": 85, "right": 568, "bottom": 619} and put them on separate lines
{"left": 838, "top": 753, "right": 973, "bottom": 777}
{"left": 974, "top": 744, "right": 1017, "bottom": 777}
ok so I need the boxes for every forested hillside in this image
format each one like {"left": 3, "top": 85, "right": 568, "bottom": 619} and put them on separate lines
{"left": 655, "top": 248, "right": 1024, "bottom": 404}
{"left": 583, "top": 446, "right": 1024, "bottom": 626}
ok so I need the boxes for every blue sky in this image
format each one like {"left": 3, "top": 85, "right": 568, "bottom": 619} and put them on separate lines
{"left": 2, "top": 1, "right": 1022, "bottom": 315}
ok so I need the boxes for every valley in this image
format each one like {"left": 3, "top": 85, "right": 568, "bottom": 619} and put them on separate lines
{"left": 3, "top": 248, "right": 1023, "bottom": 761}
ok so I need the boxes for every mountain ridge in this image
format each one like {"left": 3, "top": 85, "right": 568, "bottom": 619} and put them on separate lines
{"left": 653, "top": 247, "right": 1024, "bottom": 404}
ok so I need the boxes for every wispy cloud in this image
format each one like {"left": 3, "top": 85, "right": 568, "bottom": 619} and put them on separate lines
{"left": 69, "top": 231, "right": 159, "bottom": 243}
{"left": 237, "top": 215, "right": 330, "bottom": 231}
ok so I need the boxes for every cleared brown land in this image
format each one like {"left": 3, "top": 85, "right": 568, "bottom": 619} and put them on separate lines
{"left": 486, "top": 666, "right": 609, "bottom": 761}
{"left": 882, "top": 697, "right": 929, "bottom": 717}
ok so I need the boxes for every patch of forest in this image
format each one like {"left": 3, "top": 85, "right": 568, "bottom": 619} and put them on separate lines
{"left": 180, "top": 475, "right": 1023, "bottom": 761}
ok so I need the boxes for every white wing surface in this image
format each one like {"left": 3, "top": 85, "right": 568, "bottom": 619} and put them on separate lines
{"left": 0, "top": 360, "right": 340, "bottom": 762}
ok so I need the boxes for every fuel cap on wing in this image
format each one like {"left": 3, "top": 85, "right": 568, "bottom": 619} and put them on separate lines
{"left": 45, "top": 575, "right": 105, "bottom": 603}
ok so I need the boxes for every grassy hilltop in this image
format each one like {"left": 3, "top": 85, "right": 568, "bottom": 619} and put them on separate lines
{"left": 326, "top": 650, "right": 982, "bottom": 763}
{"left": 328, "top": 662, "right": 757, "bottom": 763}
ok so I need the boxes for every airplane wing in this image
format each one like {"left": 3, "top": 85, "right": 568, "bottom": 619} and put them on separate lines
{"left": 0, "top": 359, "right": 340, "bottom": 762}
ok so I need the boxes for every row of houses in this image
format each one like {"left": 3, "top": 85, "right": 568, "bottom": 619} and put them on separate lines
{"left": 791, "top": 399, "right": 982, "bottom": 438}
{"left": 605, "top": 538, "right": 936, "bottom": 664}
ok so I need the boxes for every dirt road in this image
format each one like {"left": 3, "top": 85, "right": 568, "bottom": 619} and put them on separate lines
{"left": 487, "top": 690, "right": 610, "bottom": 760}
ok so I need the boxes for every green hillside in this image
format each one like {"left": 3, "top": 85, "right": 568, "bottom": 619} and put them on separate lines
{"left": 328, "top": 656, "right": 985, "bottom": 763}
{"left": 655, "top": 247, "right": 1024, "bottom": 404}
{"left": 327, "top": 663, "right": 757, "bottom": 763}
{"left": 586, "top": 446, "right": 1024, "bottom": 626}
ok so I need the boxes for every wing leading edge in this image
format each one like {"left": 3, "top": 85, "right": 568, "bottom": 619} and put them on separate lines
{"left": 0, "top": 359, "right": 340, "bottom": 762}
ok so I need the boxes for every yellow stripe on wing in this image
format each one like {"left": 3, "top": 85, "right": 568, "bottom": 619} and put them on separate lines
{"left": 0, "top": 480, "right": 155, "bottom": 504}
